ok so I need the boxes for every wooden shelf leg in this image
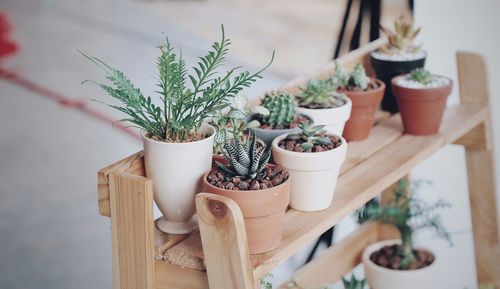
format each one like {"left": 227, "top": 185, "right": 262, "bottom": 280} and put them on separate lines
{"left": 196, "top": 193, "right": 256, "bottom": 289}
{"left": 109, "top": 172, "right": 155, "bottom": 289}
{"left": 457, "top": 51, "right": 500, "bottom": 287}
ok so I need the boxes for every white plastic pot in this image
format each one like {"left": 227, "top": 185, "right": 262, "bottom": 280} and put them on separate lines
{"left": 271, "top": 133, "right": 347, "bottom": 211}
{"left": 362, "top": 240, "right": 439, "bottom": 289}
{"left": 295, "top": 95, "right": 352, "bottom": 135}
{"left": 142, "top": 124, "right": 215, "bottom": 234}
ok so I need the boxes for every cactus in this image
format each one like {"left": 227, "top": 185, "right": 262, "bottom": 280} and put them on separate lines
{"left": 350, "top": 64, "right": 369, "bottom": 90}
{"left": 333, "top": 60, "right": 350, "bottom": 87}
{"left": 379, "top": 15, "right": 422, "bottom": 55}
{"left": 260, "top": 92, "right": 296, "bottom": 128}
{"left": 297, "top": 79, "right": 347, "bottom": 109}
{"left": 410, "top": 68, "right": 433, "bottom": 84}
{"left": 216, "top": 130, "right": 271, "bottom": 180}
{"left": 286, "top": 123, "right": 333, "bottom": 152}
{"left": 341, "top": 275, "right": 366, "bottom": 289}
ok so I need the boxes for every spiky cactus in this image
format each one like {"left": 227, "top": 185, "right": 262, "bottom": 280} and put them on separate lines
{"left": 296, "top": 79, "right": 346, "bottom": 109}
{"left": 341, "top": 275, "right": 366, "bottom": 289}
{"left": 410, "top": 68, "right": 433, "bottom": 84}
{"left": 286, "top": 123, "right": 332, "bottom": 152}
{"left": 216, "top": 130, "right": 271, "bottom": 180}
{"left": 260, "top": 92, "right": 296, "bottom": 128}
{"left": 379, "top": 15, "right": 422, "bottom": 55}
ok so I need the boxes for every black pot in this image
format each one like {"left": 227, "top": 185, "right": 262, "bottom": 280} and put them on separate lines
{"left": 370, "top": 52, "right": 426, "bottom": 113}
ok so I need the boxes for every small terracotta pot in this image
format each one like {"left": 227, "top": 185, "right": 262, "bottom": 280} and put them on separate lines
{"left": 342, "top": 78, "right": 385, "bottom": 141}
{"left": 201, "top": 165, "right": 291, "bottom": 254}
{"left": 392, "top": 75, "right": 453, "bottom": 135}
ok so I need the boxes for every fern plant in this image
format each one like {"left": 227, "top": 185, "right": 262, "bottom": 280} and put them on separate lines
{"left": 81, "top": 26, "right": 274, "bottom": 142}
{"left": 357, "top": 180, "right": 452, "bottom": 269}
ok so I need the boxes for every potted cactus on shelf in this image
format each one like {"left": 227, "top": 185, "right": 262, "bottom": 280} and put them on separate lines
{"left": 334, "top": 61, "right": 386, "bottom": 141}
{"left": 272, "top": 123, "right": 347, "bottom": 211}
{"left": 81, "top": 26, "right": 273, "bottom": 234}
{"left": 294, "top": 79, "right": 352, "bottom": 135}
{"left": 358, "top": 180, "right": 452, "bottom": 289}
{"left": 392, "top": 68, "right": 453, "bottom": 135}
{"left": 202, "top": 130, "right": 290, "bottom": 254}
{"left": 370, "top": 15, "right": 426, "bottom": 113}
{"left": 249, "top": 91, "right": 311, "bottom": 148}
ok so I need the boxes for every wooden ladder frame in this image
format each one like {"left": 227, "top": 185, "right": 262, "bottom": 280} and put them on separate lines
{"left": 97, "top": 39, "right": 500, "bottom": 289}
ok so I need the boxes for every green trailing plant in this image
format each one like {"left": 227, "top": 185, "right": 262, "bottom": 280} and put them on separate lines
{"left": 332, "top": 61, "right": 369, "bottom": 90}
{"left": 216, "top": 130, "right": 271, "bottom": 180}
{"left": 409, "top": 68, "right": 433, "bottom": 84}
{"left": 258, "top": 91, "right": 296, "bottom": 128}
{"left": 357, "top": 180, "right": 452, "bottom": 269}
{"left": 296, "top": 79, "right": 346, "bottom": 109}
{"left": 81, "top": 25, "right": 274, "bottom": 142}
{"left": 285, "top": 123, "right": 332, "bottom": 152}
{"left": 379, "top": 15, "right": 422, "bottom": 55}
{"left": 341, "top": 274, "right": 366, "bottom": 289}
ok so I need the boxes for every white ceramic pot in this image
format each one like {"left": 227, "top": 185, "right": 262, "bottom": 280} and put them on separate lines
{"left": 142, "top": 124, "right": 215, "bottom": 234}
{"left": 362, "top": 240, "right": 439, "bottom": 289}
{"left": 295, "top": 95, "right": 352, "bottom": 135}
{"left": 271, "top": 133, "right": 347, "bottom": 211}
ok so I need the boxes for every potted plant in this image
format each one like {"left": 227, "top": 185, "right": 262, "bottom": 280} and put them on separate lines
{"left": 370, "top": 15, "right": 426, "bottom": 113}
{"left": 202, "top": 130, "right": 291, "bottom": 254}
{"left": 295, "top": 79, "right": 352, "bottom": 135}
{"left": 357, "top": 180, "right": 452, "bottom": 289}
{"left": 341, "top": 275, "right": 366, "bottom": 289}
{"left": 392, "top": 68, "right": 453, "bottom": 135}
{"left": 272, "top": 123, "right": 347, "bottom": 211}
{"left": 334, "top": 61, "right": 386, "bottom": 141}
{"left": 82, "top": 26, "right": 274, "bottom": 234}
{"left": 249, "top": 91, "right": 311, "bottom": 148}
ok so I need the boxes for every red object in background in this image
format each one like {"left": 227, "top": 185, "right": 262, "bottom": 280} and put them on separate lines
{"left": 0, "top": 12, "right": 19, "bottom": 59}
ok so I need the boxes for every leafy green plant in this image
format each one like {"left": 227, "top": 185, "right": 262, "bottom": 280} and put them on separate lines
{"left": 332, "top": 61, "right": 369, "bottom": 90}
{"left": 357, "top": 180, "right": 452, "bottom": 269}
{"left": 341, "top": 274, "right": 366, "bottom": 289}
{"left": 409, "top": 68, "right": 433, "bottom": 84}
{"left": 296, "top": 79, "right": 346, "bottom": 109}
{"left": 81, "top": 26, "right": 274, "bottom": 142}
{"left": 379, "top": 15, "right": 422, "bottom": 55}
{"left": 257, "top": 92, "right": 297, "bottom": 128}
{"left": 215, "top": 130, "right": 271, "bottom": 180}
{"left": 285, "top": 123, "right": 332, "bottom": 152}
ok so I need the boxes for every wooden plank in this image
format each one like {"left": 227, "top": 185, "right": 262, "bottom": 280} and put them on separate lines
{"left": 456, "top": 51, "right": 500, "bottom": 287}
{"left": 277, "top": 223, "right": 380, "bottom": 289}
{"left": 155, "top": 261, "right": 208, "bottom": 289}
{"left": 252, "top": 104, "right": 488, "bottom": 278}
{"left": 109, "top": 172, "right": 155, "bottom": 289}
{"left": 195, "top": 193, "right": 255, "bottom": 289}
{"left": 98, "top": 151, "right": 145, "bottom": 217}
{"left": 454, "top": 122, "right": 492, "bottom": 150}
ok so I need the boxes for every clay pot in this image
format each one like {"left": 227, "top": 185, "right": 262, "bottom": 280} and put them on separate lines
{"left": 201, "top": 166, "right": 291, "bottom": 254}
{"left": 362, "top": 240, "right": 439, "bottom": 289}
{"left": 342, "top": 79, "right": 385, "bottom": 141}
{"left": 370, "top": 51, "right": 426, "bottom": 113}
{"left": 271, "top": 133, "right": 347, "bottom": 211}
{"left": 392, "top": 75, "right": 453, "bottom": 135}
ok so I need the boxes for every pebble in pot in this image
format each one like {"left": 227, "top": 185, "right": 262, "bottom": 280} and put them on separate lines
{"left": 272, "top": 123, "right": 347, "bottom": 211}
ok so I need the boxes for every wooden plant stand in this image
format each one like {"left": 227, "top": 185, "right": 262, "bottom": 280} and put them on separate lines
{"left": 97, "top": 39, "right": 500, "bottom": 289}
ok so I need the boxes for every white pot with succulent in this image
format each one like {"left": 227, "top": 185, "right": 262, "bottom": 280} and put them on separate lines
{"left": 272, "top": 124, "right": 347, "bottom": 211}
{"left": 294, "top": 79, "right": 352, "bottom": 135}
{"left": 82, "top": 26, "right": 274, "bottom": 234}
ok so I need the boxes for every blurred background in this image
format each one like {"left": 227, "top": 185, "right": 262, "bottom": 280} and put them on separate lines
{"left": 1, "top": 0, "right": 499, "bottom": 288}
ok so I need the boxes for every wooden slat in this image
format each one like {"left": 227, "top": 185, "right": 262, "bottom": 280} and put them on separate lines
{"left": 109, "top": 172, "right": 155, "bottom": 289}
{"left": 155, "top": 262, "right": 208, "bottom": 289}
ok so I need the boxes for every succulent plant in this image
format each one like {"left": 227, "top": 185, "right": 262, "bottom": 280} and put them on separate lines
{"left": 379, "top": 15, "right": 422, "bottom": 55}
{"left": 410, "top": 68, "right": 433, "bottom": 84}
{"left": 341, "top": 275, "right": 366, "bottom": 289}
{"left": 333, "top": 60, "right": 350, "bottom": 87}
{"left": 286, "top": 123, "right": 332, "bottom": 152}
{"left": 296, "top": 79, "right": 346, "bottom": 109}
{"left": 259, "top": 92, "right": 296, "bottom": 128}
{"left": 216, "top": 130, "right": 271, "bottom": 180}
{"left": 332, "top": 62, "right": 369, "bottom": 90}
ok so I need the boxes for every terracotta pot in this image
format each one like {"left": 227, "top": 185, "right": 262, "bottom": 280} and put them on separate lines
{"left": 392, "top": 75, "right": 453, "bottom": 135}
{"left": 342, "top": 78, "right": 385, "bottom": 141}
{"left": 362, "top": 240, "right": 439, "bottom": 289}
{"left": 370, "top": 51, "right": 426, "bottom": 113}
{"left": 271, "top": 133, "right": 347, "bottom": 211}
{"left": 201, "top": 166, "right": 291, "bottom": 254}
{"left": 143, "top": 123, "right": 215, "bottom": 234}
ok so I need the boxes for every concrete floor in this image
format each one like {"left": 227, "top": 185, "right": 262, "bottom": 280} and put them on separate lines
{"left": 1, "top": 0, "right": 499, "bottom": 289}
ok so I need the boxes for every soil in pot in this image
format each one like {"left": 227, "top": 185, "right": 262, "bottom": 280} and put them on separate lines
{"left": 206, "top": 165, "right": 289, "bottom": 190}
{"left": 370, "top": 244, "right": 435, "bottom": 270}
{"left": 338, "top": 78, "right": 385, "bottom": 141}
{"left": 278, "top": 135, "right": 342, "bottom": 153}
{"left": 255, "top": 114, "right": 310, "bottom": 130}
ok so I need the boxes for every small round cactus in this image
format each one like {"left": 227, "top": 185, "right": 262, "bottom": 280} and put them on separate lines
{"left": 409, "top": 68, "right": 433, "bottom": 84}
{"left": 296, "top": 79, "right": 346, "bottom": 109}
{"left": 261, "top": 92, "right": 296, "bottom": 128}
